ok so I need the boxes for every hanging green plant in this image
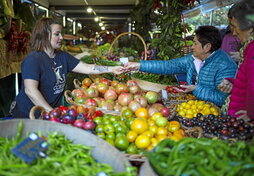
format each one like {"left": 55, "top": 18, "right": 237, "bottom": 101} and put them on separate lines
{"left": 151, "top": 0, "right": 190, "bottom": 60}
{"left": 130, "top": 0, "right": 154, "bottom": 54}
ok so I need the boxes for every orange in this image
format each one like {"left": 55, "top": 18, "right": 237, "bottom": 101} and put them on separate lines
{"left": 169, "top": 135, "right": 182, "bottom": 142}
{"left": 135, "top": 107, "right": 149, "bottom": 119}
{"left": 135, "top": 135, "right": 150, "bottom": 149}
{"left": 126, "top": 131, "right": 138, "bottom": 142}
{"left": 168, "top": 121, "right": 180, "bottom": 128}
{"left": 156, "top": 127, "right": 168, "bottom": 136}
{"left": 76, "top": 105, "right": 86, "bottom": 114}
{"left": 168, "top": 124, "right": 180, "bottom": 133}
{"left": 174, "top": 129, "right": 185, "bottom": 136}
{"left": 130, "top": 118, "right": 148, "bottom": 134}
{"left": 173, "top": 130, "right": 185, "bottom": 140}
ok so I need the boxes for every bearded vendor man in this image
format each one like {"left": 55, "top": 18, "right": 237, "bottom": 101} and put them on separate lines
{"left": 124, "top": 26, "right": 237, "bottom": 107}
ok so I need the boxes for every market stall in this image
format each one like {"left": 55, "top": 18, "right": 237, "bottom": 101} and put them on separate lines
{"left": 1, "top": 0, "right": 254, "bottom": 175}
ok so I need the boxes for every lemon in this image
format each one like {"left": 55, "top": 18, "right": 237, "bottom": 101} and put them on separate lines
{"left": 187, "top": 100, "right": 195, "bottom": 105}
{"left": 178, "top": 110, "right": 185, "bottom": 117}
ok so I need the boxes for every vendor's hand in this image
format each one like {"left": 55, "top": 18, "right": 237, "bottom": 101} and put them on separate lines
{"left": 173, "top": 85, "right": 196, "bottom": 93}
{"left": 235, "top": 110, "right": 250, "bottom": 122}
{"left": 123, "top": 62, "right": 140, "bottom": 72}
{"left": 110, "top": 66, "right": 125, "bottom": 75}
{"left": 218, "top": 79, "right": 233, "bottom": 93}
{"left": 229, "top": 52, "right": 240, "bottom": 63}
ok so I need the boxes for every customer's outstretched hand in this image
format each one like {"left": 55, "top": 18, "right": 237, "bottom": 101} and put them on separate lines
{"left": 218, "top": 79, "right": 233, "bottom": 93}
{"left": 123, "top": 62, "right": 140, "bottom": 72}
{"left": 111, "top": 66, "right": 126, "bottom": 75}
{"left": 173, "top": 85, "right": 196, "bottom": 93}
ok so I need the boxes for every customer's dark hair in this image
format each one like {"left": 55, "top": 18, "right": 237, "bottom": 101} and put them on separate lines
{"left": 230, "top": 0, "right": 254, "bottom": 31}
{"left": 195, "top": 25, "right": 222, "bottom": 53}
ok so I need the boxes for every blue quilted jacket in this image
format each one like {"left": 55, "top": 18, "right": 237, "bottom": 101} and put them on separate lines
{"left": 140, "top": 49, "right": 237, "bottom": 106}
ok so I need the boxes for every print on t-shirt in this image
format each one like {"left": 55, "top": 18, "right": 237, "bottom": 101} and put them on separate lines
{"left": 53, "top": 65, "right": 65, "bottom": 94}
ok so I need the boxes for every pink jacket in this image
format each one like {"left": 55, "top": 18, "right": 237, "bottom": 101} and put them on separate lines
{"left": 228, "top": 40, "right": 254, "bottom": 120}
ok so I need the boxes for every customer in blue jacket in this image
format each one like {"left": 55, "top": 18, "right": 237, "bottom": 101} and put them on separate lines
{"left": 125, "top": 26, "right": 237, "bottom": 106}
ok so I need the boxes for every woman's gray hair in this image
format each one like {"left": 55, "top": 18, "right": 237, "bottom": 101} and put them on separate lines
{"left": 230, "top": 0, "right": 254, "bottom": 31}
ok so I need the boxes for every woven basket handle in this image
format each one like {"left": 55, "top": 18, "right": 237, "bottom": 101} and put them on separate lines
{"left": 108, "top": 32, "right": 147, "bottom": 60}
{"left": 73, "top": 79, "right": 82, "bottom": 89}
{"left": 29, "top": 106, "right": 46, "bottom": 120}
{"left": 184, "top": 126, "right": 203, "bottom": 138}
{"left": 64, "top": 90, "right": 79, "bottom": 106}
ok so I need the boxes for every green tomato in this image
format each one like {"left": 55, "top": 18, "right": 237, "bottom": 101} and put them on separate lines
{"left": 115, "top": 136, "right": 129, "bottom": 151}
{"left": 104, "top": 124, "right": 115, "bottom": 134}
{"left": 115, "top": 125, "right": 127, "bottom": 134}
{"left": 93, "top": 117, "right": 103, "bottom": 125}
{"left": 106, "top": 132, "right": 116, "bottom": 140}
{"left": 96, "top": 132, "right": 105, "bottom": 139}
{"left": 126, "top": 143, "right": 138, "bottom": 154}
{"left": 95, "top": 125, "right": 104, "bottom": 133}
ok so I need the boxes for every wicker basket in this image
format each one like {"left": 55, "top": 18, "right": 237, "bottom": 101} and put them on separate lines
{"left": 108, "top": 32, "right": 147, "bottom": 60}
{"left": 131, "top": 77, "right": 168, "bottom": 92}
{"left": 124, "top": 154, "right": 147, "bottom": 163}
{"left": 88, "top": 74, "right": 103, "bottom": 82}
{"left": 165, "top": 104, "right": 178, "bottom": 121}
{"left": 29, "top": 106, "right": 46, "bottom": 119}
{"left": 64, "top": 90, "right": 121, "bottom": 116}
{"left": 183, "top": 126, "right": 203, "bottom": 138}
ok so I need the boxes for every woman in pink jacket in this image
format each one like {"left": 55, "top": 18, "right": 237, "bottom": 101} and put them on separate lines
{"left": 218, "top": 0, "right": 254, "bottom": 122}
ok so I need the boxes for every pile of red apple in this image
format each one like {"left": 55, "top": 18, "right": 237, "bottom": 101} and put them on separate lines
{"left": 70, "top": 77, "right": 171, "bottom": 116}
{"left": 41, "top": 105, "right": 103, "bottom": 132}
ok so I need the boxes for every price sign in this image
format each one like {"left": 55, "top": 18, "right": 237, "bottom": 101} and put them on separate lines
{"left": 11, "top": 133, "right": 49, "bottom": 163}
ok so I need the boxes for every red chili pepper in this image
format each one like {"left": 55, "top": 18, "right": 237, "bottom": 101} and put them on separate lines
{"left": 94, "top": 110, "right": 103, "bottom": 117}
{"left": 90, "top": 114, "right": 97, "bottom": 120}
{"left": 59, "top": 105, "right": 68, "bottom": 113}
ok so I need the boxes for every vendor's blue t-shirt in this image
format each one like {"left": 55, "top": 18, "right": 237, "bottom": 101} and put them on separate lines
{"left": 13, "top": 51, "right": 80, "bottom": 118}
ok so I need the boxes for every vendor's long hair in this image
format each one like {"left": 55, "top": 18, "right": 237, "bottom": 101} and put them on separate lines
{"left": 30, "top": 17, "right": 61, "bottom": 51}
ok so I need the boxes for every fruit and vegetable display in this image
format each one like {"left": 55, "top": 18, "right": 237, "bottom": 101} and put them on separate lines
{"left": 0, "top": 123, "right": 136, "bottom": 176}
{"left": 176, "top": 100, "right": 220, "bottom": 118}
{"left": 181, "top": 113, "right": 254, "bottom": 141}
{"left": 35, "top": 105, "right": 102, "bottom": 132}
{"left": 94, "top": 107, "right": 186, "bottom": 154}
{"left": 67, "top": 78, "right": 173, "bottom": 116}
{"left": 0, "top": 122, "right": 136, "bottom": 176}
{"left": 145, "top": 138, "right": 254, "bottom": 176}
